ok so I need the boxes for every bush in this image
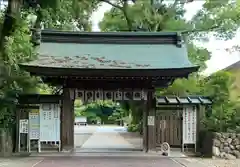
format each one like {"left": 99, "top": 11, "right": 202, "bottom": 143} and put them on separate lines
{"left": 127, "top": 123, "right": 140, "bottom": 132}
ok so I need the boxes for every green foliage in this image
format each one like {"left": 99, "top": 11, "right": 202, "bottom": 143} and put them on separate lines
{"left": 41, "top": 0, "right": 99, "bottom": 31}
{"left": 108, "top": 108, "right": 126, "bottom": 121}
{"left": 203, "top": 71, "right": 233, "bottom": 103}
{"left": 74, "top": 100, "right": 125, "bottom": 123}
{"left": 159, "top": 75, "right": 202, "bottom": 96}
{"left": 201, "top": 71, "right": 240, "bottom": 132}
{"left": 127, "top": 123, "right": 140, "bottom": 132}
{"left": 0, "top": 12, "right": 37, "bottom": 128}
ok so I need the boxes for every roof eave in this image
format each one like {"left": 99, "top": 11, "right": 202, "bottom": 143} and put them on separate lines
{"left": 41, "top": 29, "right": 183, "bottom": 45}
{"left": 19, "top": 64, "right": 199, "bottom": 78}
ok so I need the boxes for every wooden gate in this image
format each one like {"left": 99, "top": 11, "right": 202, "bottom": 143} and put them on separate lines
{"left": 156, "top": 109, "right": 182, "bottom": 147}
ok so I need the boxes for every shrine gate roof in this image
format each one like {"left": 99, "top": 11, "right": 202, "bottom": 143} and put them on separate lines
{"left": 19, "top": 30, "right": 198, "bottom": 79}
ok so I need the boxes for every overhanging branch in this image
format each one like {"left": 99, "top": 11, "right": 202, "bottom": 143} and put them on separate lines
{"left": 99, "top": 0, "right": 133, "bottom": 31}
{"left": 99, "top": 0, "right": 123, "bottom": 10}
{"left": 182, "top": 25, "right": 219, "bottom": 34}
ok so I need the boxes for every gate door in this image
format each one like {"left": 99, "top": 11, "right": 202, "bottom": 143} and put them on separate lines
{"left": 156, "top": 110, "right": 182, "bottom": 147}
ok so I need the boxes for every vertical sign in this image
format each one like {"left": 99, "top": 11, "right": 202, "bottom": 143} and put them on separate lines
{"left": 182, "top": 106, "right": 197, "bottom": 144}
{"left": 29, "top": 109, "right": 40, "bottom": 139}
{"left": 19, "top": 119, "right": 28, "bottom": 133}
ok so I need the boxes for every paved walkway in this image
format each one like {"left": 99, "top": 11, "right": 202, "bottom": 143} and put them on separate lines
{"left": 173, "top": 158, "right": 240, "bottom": 167}
{"left": 3, "top": 153, "right": 240, "bottom": 167}
{"left": 0, "top": 157, "right": 44, "bottom": 167}
{"left": 29, "top": 156, "right": 185, "bottom": 167}
{"left": 80, "top": 131, "right": 136, "bottom": 151}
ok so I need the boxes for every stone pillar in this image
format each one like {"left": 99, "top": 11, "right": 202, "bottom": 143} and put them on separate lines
{"left": 61, "top": 88, "right": 75, "bottom": 151}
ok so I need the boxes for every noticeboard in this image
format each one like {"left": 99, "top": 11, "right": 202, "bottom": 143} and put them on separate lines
{"left": 40, "top": 104, "right": 60, "bottom": 142}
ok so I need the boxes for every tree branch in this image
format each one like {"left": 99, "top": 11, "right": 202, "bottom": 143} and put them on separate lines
{"left": 122, "top": 0, "right": 132, "bottom": 31}
{"left": 182, "top": 25, "right": 219, "bottom": 34}
{"left": 99, "top": 0, "right": 123, "bottom": 10}
{"left": 99, "top": 0, "right": 133, "bottom": 31}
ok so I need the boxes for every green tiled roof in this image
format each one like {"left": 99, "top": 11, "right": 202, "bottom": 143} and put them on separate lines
{"left": 22, "top": 43, "right": 194, "bottom": 69}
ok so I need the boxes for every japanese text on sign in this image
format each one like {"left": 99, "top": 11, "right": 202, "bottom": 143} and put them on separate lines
{"left": 20, "top": 119, "right": 28, "bottom": 134}
{"left": 29, "top": 109, "right": 40, "bottom": 139}
{"left": 182, "top": 106, "right": 196, "bottom": 144}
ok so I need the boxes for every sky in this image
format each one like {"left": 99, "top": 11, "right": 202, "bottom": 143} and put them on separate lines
{"left": 91, "top": 1, "right": 240, "bottom": 75}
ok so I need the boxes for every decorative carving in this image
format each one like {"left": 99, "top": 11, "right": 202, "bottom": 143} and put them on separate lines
{"left": 76, "top": 90, "right": 84, "bottom": 102}
{"left": 133, "top": 91, "right": 142, "bottom": 101}
{"left": 95, "top": 90, "right": 103, "bottom": 100}
{"left": 75, "top": 90, "right": 149, "bottom": 101}
{"left": 85, "top": 91, "right": 94, "bottom": 102}
{"left": 123, "top": 91, "right": 132, "bottom": 100}
{"left": 114, "top": 91, "right": 123, "bottom": 101}
{"left": 104, "top": 91, "right": 113, "bottom": 100}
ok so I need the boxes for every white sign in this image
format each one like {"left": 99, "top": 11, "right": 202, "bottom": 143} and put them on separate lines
{"left": 182, "top": 106, "right": 197, "bottom": 144}
{"left": 40, "top": 104, "right": 60, "bottom": 142}
{"left": 147, "top": 116, "right": 155, "bottom": 126}
{"left": 29, "top": 109, "right": 40, "bottom": 139}
{"left": 19, "top": 119, "right": 28, "bottom": 134}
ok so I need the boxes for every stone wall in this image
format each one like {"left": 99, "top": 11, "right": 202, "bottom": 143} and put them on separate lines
{"left": 213, "top": 132, "right": 240, "bottom": 160}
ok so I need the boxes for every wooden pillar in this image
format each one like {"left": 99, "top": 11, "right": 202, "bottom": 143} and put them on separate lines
{"left": 143, "top": 99, "right": 148, "bottom": 152}
{"left": 147, "top": 90, "right": 156, "bottom": 151}
{"left": 61, "top": 88, "right": 75, "bottom": 151}
{"left": 143, "top": 90, "right": 157, "bottom": 152}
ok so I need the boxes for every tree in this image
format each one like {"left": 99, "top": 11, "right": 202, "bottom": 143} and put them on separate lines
{"left": 201, "top": 71, "right": 236, "bottom": 132}
{"left": 0, "top": 9, "right": 39, "bottom": 156}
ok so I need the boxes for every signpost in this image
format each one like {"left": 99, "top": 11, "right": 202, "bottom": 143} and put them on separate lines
{"left": 28, "top": 109, "right": 40, "bottom": 152}
{"left": 19, "top": 119, "right": 29, "bottom": 152}
{"left": 19, "top": 119, "right": 28, "bottom": 134}
{"left": 182, "top": 106, "right": 197, "bottom": 152}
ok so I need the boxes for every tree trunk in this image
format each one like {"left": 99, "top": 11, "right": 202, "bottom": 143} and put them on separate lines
{"left": 0, "top": 129, "right": 13, "bottom": 157}
{"left": 0, "top": 0, "right": 22, "bottom": 54}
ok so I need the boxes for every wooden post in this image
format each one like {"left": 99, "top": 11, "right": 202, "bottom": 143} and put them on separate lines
{"left": 15, "top": 108, "right": 20, "bottom": 153}
{"left": 61, "top": 88, "right": 74, "bottom": 151}
{"left": 143, "top": 99, "right": 148, "bottom": 152}
{"left": 143, "top": 89, "right": 157, "bottom": 152}
{"left": 147, "top": 90, "right": 156, "bottom": 151}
